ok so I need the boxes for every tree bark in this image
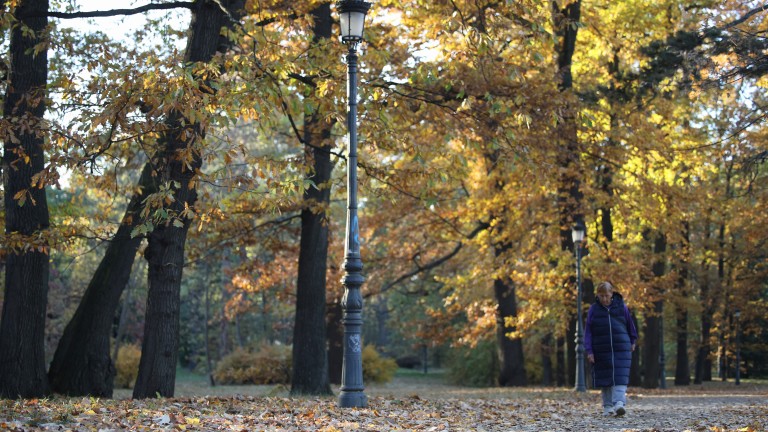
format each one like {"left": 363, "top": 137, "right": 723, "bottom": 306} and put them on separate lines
{"left": 642, "top": 233, "right": 666, "bottom": 389}
{"left": 0, "top": 0, "right": 51, "bottom": 399}
{"left": 48, "top": 163, "right": 156, "bottom": 397}
{"left": 290, "top": 3, "right": 334, "bottom": 397}
{"left": 133, "top": 0, "right": 242, "bottom": 398}
{"left": 494, "top": 245, "right": 526, "bottom": 386}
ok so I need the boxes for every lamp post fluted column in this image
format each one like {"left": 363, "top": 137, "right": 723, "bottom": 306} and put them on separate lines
{"left": 339, "top": 42, "right": 366, "bottom": 408}
{"left": 336, "top": 0, "right": 371, "bottom": 408}
{"left": 572, "top": 222, "right": 586, "bottom": 392}
{"left": 734, "top": 310, "right": 741, "bottom": 386}
{"left": 575, "top": 241, "right": 586, "bottom": 392}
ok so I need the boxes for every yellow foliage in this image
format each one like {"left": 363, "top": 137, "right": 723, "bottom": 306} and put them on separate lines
{"left": 213, "top": 345, "right": 291, "bottom": 385}
{"left": 114, "top": 344, "right": 141, "bottom": 389}
{"left": 362, "top": 345, "right": 397, "bottom": 384}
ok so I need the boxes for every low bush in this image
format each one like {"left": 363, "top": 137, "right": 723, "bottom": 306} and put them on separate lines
{"left": 395, "top": 355, "right": 422, "bottom": 369}
{"left": 362, "top": 345, "right": 398, "bottom": 384}
{"left": 446, "top": 339, "right": 498, "bottom": 387}
{"left": 114, "top": 344, "right": 141, "bottom": 389}
{"left": 213, "top": 345, "right": 291, "bottom": 385}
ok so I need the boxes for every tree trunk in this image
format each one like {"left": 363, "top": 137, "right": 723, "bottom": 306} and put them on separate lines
{"left": 555, "top": 336, "right": 566, "bottom": 386}
{"left": 0, "top": 0, "right": 51, "bottom": 399}
{"left": 629, "top": 312, "right": 642, "bottom": 386}
{"left": 375, "top": 299, "right": 390, "bottom": 350}
{"left": 112, "top": 279, "right": 135, "bottom": 364}
{"left": 204, "top": 267, "right": 215, "bottom": 386}
{"left": 541, "top": 334, "right": 553, "bottom": 386}
{"left": 290, "top": 3, "right": 334, "bottom": 397}
{"left": 133, "top": 0, "right": 241, "bottom": 398}
{"left": 716, "top": 166, "right": 731, "bottom": 381}
{"left": 674, "top": 222, "right": 691, "bottom": 386}
{"left": 674, "top": 307, "right": 690, "bottom": 385}
{"left": 695, "top": 218, "right": 713, "bottom": 383}
{"left": 642, "top": 233, "right": 666, "bottom": 389}
{"left": 494, "top": 245, "right": 526, "bottom": 386}
{"left": 327, "top": 301, "right": 344, "bottom": 385}
{"left": 48, "top": 163, "right": 156, "bottom": 397}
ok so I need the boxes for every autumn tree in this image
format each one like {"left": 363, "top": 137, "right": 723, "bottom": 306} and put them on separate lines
{"left": 290, "top": 2, "right": 335, "bottom": 397}
{"left": 0, "top": 0, "right": 52, "bottom": 399}
{"left": 133, "top": 0, "right": 246, "bottom": 399}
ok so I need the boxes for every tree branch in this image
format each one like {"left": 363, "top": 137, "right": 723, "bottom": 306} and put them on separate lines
{"left": 720, "top": 3, "right": 768, "bottom": 31}
{"left": 377, "top": 222, "right": 489, "bottom": 295}
{"left": 26, "top": 2, "right": 195, "bottom": 19}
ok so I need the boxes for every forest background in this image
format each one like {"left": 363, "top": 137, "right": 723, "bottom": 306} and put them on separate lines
{"left": 0, "top": 0, "right": 766, "bottom": 400}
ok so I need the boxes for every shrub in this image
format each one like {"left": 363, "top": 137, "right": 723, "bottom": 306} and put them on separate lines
{"left": 395, "top": 355, "right": 422, "bottom": 369}
{"left": 213, "top": 345, "right": 291, "bottom": 385}
{"left": 114, "top": 344, "right": 141, "bottom": 389}
{"left": 362, "top": 345, "right": 397, "bottom": 384}
{"left": 446, "top": 339, "right": 498, "bottom": 387}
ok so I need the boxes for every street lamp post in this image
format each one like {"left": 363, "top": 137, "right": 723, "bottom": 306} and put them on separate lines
{"left": 337, "top": 0, "right": 371, "bottom": 409}
{"left": 734, "top": 309, "right": 741, "bottom": 386}
{"left": 572, "top": 221, "right": 587, "bottom": 393}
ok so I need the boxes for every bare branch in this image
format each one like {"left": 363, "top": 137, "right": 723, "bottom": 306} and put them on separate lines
{"left": 376, "top": 223, "right": 489, "bottom": 295}
{"left": 26, "top": 2, "right": 195, "bottom": 19}
{"left": 720, "top": 3, "right": 768, "bottom": 31}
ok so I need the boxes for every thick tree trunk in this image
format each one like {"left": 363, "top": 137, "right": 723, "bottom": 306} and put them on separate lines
{"left": 48, "top": 163, "right": 156, "bottom": 397}
{"left": 494, "top": 245, "right": 526, "bottom": 386}
{"left": 642, "top": 233, "right": 666, "bottom": 389}
{"left": 290, "top": 3, "right": 334, "bottom": 397}
{"left": 0, "top": 0, "right": 51, "bottom": 399}
{"left": 133, "top": 0, "right": 240, "bottom": 398}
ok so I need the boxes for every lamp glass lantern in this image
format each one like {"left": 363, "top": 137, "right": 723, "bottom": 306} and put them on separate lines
{"left": 337, "top": 0, "right": 372, "bottom": 43}
{"left": 572, "top": 222, "right": 586, "bottom": 245}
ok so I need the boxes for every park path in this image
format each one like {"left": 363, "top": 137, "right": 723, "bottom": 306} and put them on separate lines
{"left": 546, "top": 392, "right": 767, "bottom": 431}
{"left": 111, "top": 375, "right": 768, "bottom": 431}
{"left": 363, "top": 378, "right": 768, "bottom": 431}
{"left": 2, "top": 378, "right": 766, "bottom": 431}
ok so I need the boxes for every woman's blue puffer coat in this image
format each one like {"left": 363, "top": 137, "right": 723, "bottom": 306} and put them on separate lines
{"left": 590, "top": 294, "right": 632, "bottom": 387}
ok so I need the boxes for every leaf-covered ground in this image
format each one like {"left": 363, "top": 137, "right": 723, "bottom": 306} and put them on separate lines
{"left": 1, "top": 378, "right": 766, "bottom": 431}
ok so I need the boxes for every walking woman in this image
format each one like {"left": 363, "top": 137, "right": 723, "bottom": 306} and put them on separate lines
{"left": 585, "top": 281, "right": 638, "bottom": 417}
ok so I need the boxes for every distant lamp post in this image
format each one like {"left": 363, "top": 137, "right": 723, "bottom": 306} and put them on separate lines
{"left": 337, "top": 0, "right": 371, "bottom": 409}
{"left": 572, "top": 221, "right": 587, "bottom": 392}
{"left": 734, "top": 309, "right": 741, "bottom": 386}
